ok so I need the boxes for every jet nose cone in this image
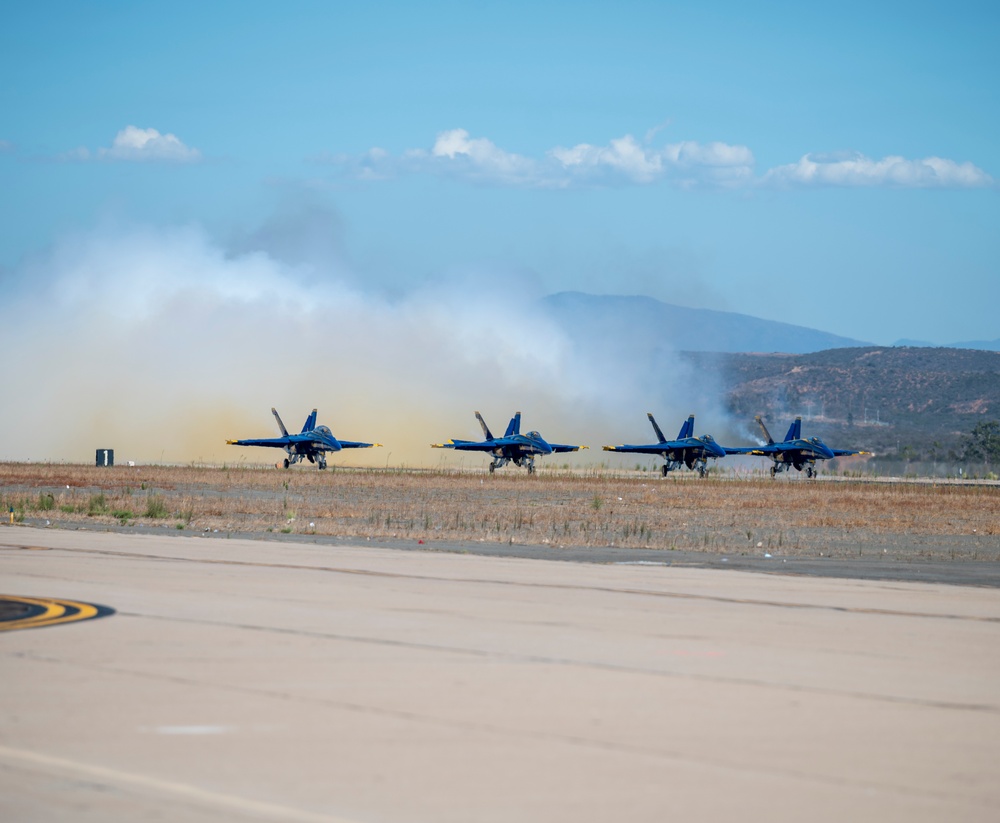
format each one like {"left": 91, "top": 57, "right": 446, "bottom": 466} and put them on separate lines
{"left": 707, "top": 440, "right": 726, "bottom": 458}
{"left": 815, "top": 441, "right": 835, "bottom": 459}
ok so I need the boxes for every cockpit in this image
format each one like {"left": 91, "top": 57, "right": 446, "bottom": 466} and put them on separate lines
{"left": 317, "top": 426, "right": 332, "bottom": 436}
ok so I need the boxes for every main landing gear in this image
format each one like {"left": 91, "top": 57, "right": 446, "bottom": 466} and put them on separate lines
{"left": 661, "top": 458, "right": 708, "bottom": 477}
{"left": 661, "top": 459, "right": 682, "bottom": 477}
{"left": 488, "top": 456, "right": 535, "bottom": 474}
{"left": 768, "top": 462, "right": 817, "bottom": 479}
{"left": 282, "top": 452, "right": 328, "bottom": 470}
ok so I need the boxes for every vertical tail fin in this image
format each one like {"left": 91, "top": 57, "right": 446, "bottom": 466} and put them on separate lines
{"left": 677, "top": 414, "right": 695, "bottom": 439}
{"left": 301, "top": 409, "right": 318, "bottom": 433}
{"left": 784, "top": 417, "right": 802, "bottom": 442}
{"left": 272, "top": 408, "right": 290, "bottom": 437}
{"left": 475, "top": 411, "right": 494, "bottom": 441}
{"left": 647, "top": 413, "right": 668, "bottom": 444}
{"left": 755, "top": 415, "right": 775, "bottom": 445}
{"left": 504, "top": 412, "right": 522, "bottom": 437}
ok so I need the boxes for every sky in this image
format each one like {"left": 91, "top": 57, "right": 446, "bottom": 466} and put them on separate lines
{"left": 1, "top": 1, "right": 998, "bottom": 464}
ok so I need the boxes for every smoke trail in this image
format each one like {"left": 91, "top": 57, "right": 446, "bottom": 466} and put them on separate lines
{"left": 0, "top": 218, "right": 737, "bottom": 467}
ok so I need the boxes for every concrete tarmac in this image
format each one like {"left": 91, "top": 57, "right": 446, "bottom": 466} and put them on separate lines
{"left": 1, "top": 526, "right": 999, "bottom": 822}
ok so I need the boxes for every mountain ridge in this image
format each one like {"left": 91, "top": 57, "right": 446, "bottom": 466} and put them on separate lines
{"left": 541, "top": 291, "right": 870, "bottom": 354}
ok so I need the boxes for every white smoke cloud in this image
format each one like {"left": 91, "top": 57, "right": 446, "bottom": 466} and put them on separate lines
{"left": 0, "top": 219, "right": 719, "bottom": 467}
{"left": 63, "top": 126, "right": 201, "bottom": 163}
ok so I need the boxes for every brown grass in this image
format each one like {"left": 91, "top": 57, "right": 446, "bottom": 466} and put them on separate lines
{"left": 2, "top": 462, "right": 998, "bottom": 559}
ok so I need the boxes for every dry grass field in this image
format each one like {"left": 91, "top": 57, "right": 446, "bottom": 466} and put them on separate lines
{"left": 2, "top": 462, "right": 998, "bottom": 561}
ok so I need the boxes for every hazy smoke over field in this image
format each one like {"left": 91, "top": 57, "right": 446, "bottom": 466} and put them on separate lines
{"left": 0, "top": 214, "right": 733, "bottom": 467}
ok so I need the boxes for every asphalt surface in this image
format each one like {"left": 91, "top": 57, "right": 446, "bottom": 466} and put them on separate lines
{"left": 21, "top": 517, "right": 1000, "bottom": 588}
{"left": 2, "top": 525, "right": 999, "bottom": 822}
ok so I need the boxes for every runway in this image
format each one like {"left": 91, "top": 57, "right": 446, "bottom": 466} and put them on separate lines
{"left": 2, "top": 526, "right": 999, "bottom": 822}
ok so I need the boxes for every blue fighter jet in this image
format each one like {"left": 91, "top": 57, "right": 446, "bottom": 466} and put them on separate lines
{"left": 432, "top": 411, "right": 587, "bottom": 474}
{"left": 227, "top": 408, "right": 381, "bottom": 470}
{"left": 735, "top": 415, "right": 869, "bottom": 479}
{"left": 603, "top": 413, "right": 731, "bottom": 477}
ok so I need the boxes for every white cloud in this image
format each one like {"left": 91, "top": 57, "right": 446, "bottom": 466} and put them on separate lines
{"left": 63, "top": 126, "right": 201, "bottom": 163}
{"left": 425, "top": 128, "right": 541, "bottom": 185}
{"left": 323, "top": 128, "right": 992, "bottom": 192}
{"left": 327, "top": 128, "right": 754, "bottom": 188}
{"left": 762, "top": 152, "right": 994, "bottom": 189}
{"left": 551, "top": 135, "right": 755, "bottom": 186}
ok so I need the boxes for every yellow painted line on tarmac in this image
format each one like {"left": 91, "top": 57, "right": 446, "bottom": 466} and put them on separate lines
{"left": 0, "top": 596, "right": 108, "bottom": 632}
{"left": 0, "top": 744, "right": 364, "bottom": 823}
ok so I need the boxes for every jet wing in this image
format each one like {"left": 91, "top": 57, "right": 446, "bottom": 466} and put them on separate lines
{"left": 336, "top": 440, "right": 382, "bottom": 449}
{"left": 723, "top": 445, "right": 770, "bottom": 455}
{"left": 831, "top": 448, "right": 871, "bottom": 457}
{"left": 603, "top": 443, "right": 667, "bottom": 455}
{"left": 226, "top": 436, "right": 293, "bottom": 449}
{"left": 547, "top": 443, "right": 587, "bottom": 454}
{"left": 431, "top": 439, "right": 499, "bottom": 452}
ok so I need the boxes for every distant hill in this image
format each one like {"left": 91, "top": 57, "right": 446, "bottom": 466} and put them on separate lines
{"left": 541, "top": 292, "right": 869, "bottom": 354}
{"left": 895, "top": 338, "right": 1000, "bottom": 352}
{"left": 683, "top": 347, "right": 1000, "bottom": 458}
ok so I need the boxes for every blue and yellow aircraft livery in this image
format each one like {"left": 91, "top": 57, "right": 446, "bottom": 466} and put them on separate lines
{"left": 227, "top": 408, "right": 381, "bottom": 470}
{"left": 730, "top": 415, "right": 869, "bottom": 479}
{"left": 603, "top": 413, "right": 737, "bottom": 477}
{"left": 432, "top": 411, "right": 587, "bottom": 474}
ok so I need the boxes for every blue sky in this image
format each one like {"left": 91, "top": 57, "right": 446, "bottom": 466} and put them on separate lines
{"left": 2, "top": 1, "right": 997, "bottom": 344}
{"left": 0, "top": 2, "right": 998, "bottom": 463}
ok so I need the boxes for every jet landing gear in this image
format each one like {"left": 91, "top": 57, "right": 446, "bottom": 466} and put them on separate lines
{"left": 660, "top": 459, "right": 683, "bottom": 477}
{"left": 512, "top": 456, "right": 536, "bottom": 474}
{"left": 489, "top": 456, "right": 536, "bottom": 474}
{"left": 282, "top": 453, "right": 328, "bottom": 470}
{"left": 769, "top": 463, "right": 817, "bottom": 479}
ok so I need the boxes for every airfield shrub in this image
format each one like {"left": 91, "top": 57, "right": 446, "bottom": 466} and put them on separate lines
{"left": 144, "top": 495, "right": 169, "bottom": 519}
